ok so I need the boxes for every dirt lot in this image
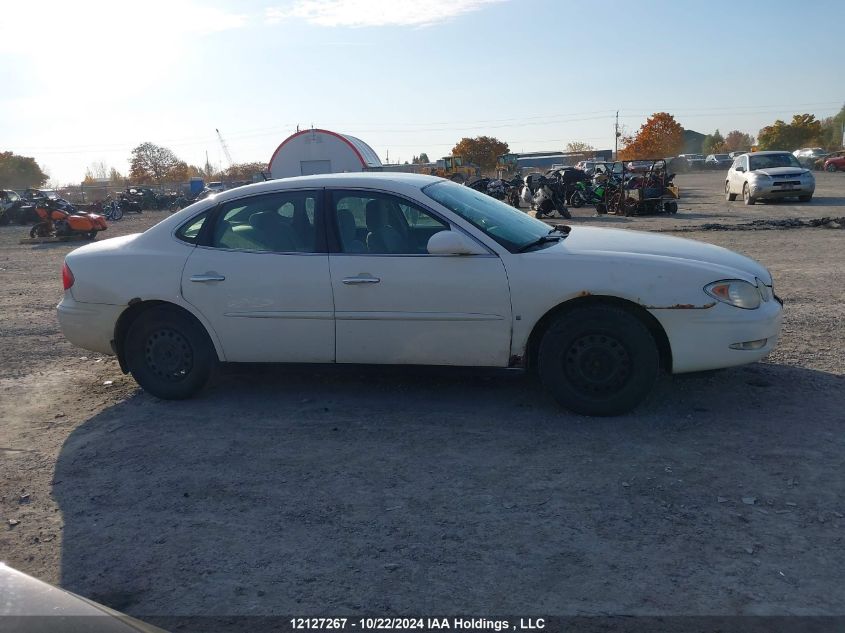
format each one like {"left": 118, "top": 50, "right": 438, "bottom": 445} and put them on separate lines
{"left": 1, "top": 171, "right": 844, "bottom": 625}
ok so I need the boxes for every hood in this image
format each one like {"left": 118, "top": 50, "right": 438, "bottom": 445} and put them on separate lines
{"left": 751, "top": 167, "right": 809, "bottom": 178}
{"left": 545, "top": 226, "right": 771, "bottom": 283}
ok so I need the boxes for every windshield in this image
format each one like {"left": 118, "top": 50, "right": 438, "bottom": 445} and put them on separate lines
{"left": 714, "top": 154, "right": 729, "bottom": 160}
{"left": 749, "top": 153, "right": 802, "bottom": 170}
{"left": 423, "top": 180, "right": 554, "bottom": 253}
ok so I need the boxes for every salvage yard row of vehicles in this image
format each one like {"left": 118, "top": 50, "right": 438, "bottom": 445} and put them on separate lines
{"left": 58, "top": 173, "right": 782, "bottom": 417}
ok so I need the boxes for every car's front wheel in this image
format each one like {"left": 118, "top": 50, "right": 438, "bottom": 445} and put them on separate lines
{"left": 826, "top": 163, "right": 838, "bottom": 172}
{"left": 743, "top": 183, "right": 756, "bottom": 205}
{"left": 125, "top": 306, "right": 216, "bottom": 399}
{"left": 725, "top": 181, "right": 737, "bottom": 201}
{"left": 538, "top": 305, "right": 659, "bottom": 416}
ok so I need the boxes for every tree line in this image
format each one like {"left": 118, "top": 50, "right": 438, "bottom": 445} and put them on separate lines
{"left": 3, "top": 105, "right": 843, "bottom": 190}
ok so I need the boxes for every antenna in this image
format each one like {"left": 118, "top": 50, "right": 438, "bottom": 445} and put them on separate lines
{"left": 215, "top": 128, "right": 234, "bottom": 168}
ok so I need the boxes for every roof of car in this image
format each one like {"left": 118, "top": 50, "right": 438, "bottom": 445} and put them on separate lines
{"left": 205, "top": 172, "right": 446, "bottom": 203}
{"left": 747, "top": 150, "right": 793, "bottom": 156}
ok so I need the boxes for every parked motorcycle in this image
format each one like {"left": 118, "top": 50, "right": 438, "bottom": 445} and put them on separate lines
{"left": 468, "top": 177, "right": 522, "bottom": 208}
{"left": 29, "top": 198, "right": 108, "bottom": 239}
{"left": 118, "top": 191, "right": 143, "bottom": 214}
{"left": 532, "top": 175, "right": 571, "bottom": 219}
{"left": 100, "top": 197, "right": 124, "bottom": 220}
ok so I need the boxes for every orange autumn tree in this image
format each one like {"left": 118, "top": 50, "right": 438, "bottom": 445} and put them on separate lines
{"left": 618, "top": 112, "right": 684, "bottom": 160}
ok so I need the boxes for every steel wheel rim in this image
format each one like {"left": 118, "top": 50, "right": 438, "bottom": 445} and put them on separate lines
{"left": 563, "top": 333, "right": 632, "bottom": 397}
{"left": 144, "top": 328, "right": 193, "bottom": 382}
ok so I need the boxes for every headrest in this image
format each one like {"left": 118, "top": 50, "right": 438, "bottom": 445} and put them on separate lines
{"left": 365, "top": 199, "right": 384, "bottom": 229}
{"left": 249, "top": 211, "right": 282, "bottom": 232}
{"left": 337, "top": 208, "right": 356, "bottom": 239}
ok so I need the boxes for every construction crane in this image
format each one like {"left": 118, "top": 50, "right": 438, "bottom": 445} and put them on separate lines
{"left": 215, "top": 128, "right": 234, "bottom": 168}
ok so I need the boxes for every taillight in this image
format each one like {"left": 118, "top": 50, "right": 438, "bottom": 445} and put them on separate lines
{"left": 62, "top": 262, "right": 74, "bottom": 290}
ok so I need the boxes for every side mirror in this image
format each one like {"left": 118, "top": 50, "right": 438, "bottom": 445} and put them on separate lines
{"left": 427, "top": 230, "right": 487, "bottom": 256}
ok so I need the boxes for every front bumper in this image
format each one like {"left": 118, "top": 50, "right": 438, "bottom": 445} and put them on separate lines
{"left": 57, "top": 294, "right": 124, "bottom": 356}
{"left": 749, "top": 181, "right": 815, "bottom": 199}
{"left": 651, "top": 297, "right": 783, "bottom": 374}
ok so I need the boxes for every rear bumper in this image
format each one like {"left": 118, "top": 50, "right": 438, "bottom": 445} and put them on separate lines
{"left": 653, "top": 299, "right": 783, "bottom": 374}
{"left": 57, "top": 295, "right": 124, "bottom": 355}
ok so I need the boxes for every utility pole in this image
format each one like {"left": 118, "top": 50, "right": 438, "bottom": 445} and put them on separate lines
{"left": 615, "top": 110, "right": 620, "bottom": 157}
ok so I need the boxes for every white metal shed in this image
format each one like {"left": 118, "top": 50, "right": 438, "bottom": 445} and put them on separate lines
{"left": 268, "top": 128, "right": 382, "bottom": 179}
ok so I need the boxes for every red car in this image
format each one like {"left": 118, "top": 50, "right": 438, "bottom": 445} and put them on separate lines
{"left": 823, "top": 152, "right": 845, "bottom": 172}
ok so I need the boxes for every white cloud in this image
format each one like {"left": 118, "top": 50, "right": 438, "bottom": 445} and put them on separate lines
{"left": 265, "top": 0, "right": 505, "bottom": 28}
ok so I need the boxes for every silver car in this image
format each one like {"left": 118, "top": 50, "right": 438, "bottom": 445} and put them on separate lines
{"left": 725, "top": 151, "right": 815, "bottom": 205}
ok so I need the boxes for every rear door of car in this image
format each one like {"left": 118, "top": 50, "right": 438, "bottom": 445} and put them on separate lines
{"left": 180, "top": 188, "right": 335, "bottom": 363}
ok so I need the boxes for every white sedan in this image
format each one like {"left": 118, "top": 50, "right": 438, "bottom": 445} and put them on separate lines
{"left": 58, "top": 173, "right": 782, "bottom": 416}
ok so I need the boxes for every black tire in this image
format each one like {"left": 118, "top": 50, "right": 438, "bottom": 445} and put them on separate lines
{"left": 742, "top": 183, "right": 755, "bottom": 205}
{"left": 725, "top": 181, "right": 737, "bottom": 201}
{"left": 798, "top": 195, "right": 812, "bottom": 202}
{"left": 0, "top": 212, "right": 9, "bottom": 226}
{"left": 570, "top": 191, "right": 586, "bottom": 208}
{"left": 825, "top": 163, "right": 837, "bottom": 173}
{"left": 125, "top": 306, "right": 216, "bottom": 399}
{"left": 538, "top": 305, "right": 659, "bottom": 416}
{"left": 556, "top": 205, "right": 572, "bottom": 219}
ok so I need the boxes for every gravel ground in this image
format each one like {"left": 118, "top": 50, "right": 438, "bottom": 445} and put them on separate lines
{"left": 1, "top": 171, "right": 843, "bottom": 625}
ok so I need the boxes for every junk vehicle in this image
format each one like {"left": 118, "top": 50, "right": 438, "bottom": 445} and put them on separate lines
{"left": 469, "top": 176, "right": 522, "bottom": 207}
{"left": 605, "top": 159, "right": 679, "bottom": 216}
{"left": 0, "top": 189, "right": 33, "bottom": 225}
{"left": 528, "top": 173, "right": 571, "bottom": 219}
{"left": 432, "top": 156, "right": 479, "bottom": 183}
{"left": 30, "top": 197, "right": 107, "bottom": 239}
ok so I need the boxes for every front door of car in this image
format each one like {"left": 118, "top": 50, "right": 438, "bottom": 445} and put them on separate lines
{"left": 326, "top": 190, "right": 512, "bottom": 366}
{"left": 180, "top": 189, "right": 335, "bottom": 363}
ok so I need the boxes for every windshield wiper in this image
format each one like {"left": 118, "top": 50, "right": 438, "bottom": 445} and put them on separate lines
{"left": 518, "top": 234, "right": 562, "bottom": 253}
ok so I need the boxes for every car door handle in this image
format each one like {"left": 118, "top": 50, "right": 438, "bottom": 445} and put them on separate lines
{"left": 190, "top": 274, "right": 226, "bottom": 283}
{"left": 342, "top": 276, "right": 380, "bottom": 285}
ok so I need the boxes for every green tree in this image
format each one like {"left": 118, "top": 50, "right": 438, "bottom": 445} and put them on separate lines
{"left": 450, "top": 136, "right": 509, "bottom": 171}
{"left": 0, "top": 151, "right": 49, "bottom": 189}
{"left": 129, "top": 142, "right": 181, "bottom": 184}
{"left": 702, "top": 129, "right": 726, "bottom": 154}
{"left": 757, "top": 114, "right": 823, "bottom": 151}
{"left": 816, "top": 104, "right": 845, "bottom": 149}
{"left": 724, "top": 130, "right": 755, "bottom": 152}
{"left": 416, "top": 152, "right": 430, "bottom": 163}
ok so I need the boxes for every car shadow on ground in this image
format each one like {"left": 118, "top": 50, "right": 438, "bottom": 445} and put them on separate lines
{"left": 54, "top": 362, "right": 845, "bottom": 628}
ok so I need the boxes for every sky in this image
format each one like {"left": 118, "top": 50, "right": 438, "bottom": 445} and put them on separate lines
{"left": 1, "top": 0, "right": 843, "bottom": 184}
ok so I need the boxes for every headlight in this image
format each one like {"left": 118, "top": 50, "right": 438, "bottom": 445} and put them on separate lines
{"left": 704, "top": 280, "right": 761, "bottom": 310}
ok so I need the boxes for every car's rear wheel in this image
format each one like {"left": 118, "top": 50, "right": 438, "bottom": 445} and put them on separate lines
{"left": 125, "top": 306, "right": 216, "bottom": 399}
{"left": 725, "top": 181, "right": 737, "bottom": 201}
{"left": 538, "top": 305, "right": 659, "bottom": 416}
{"left": 743, "top": 183, "right": 756, "bottom": 205}
{"left": 826, "top": 163, "right": 838, "bottom": 172}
